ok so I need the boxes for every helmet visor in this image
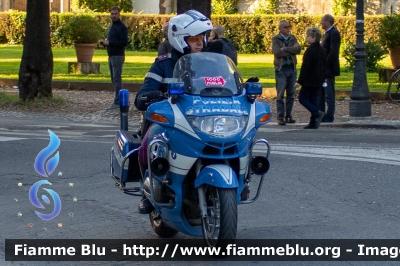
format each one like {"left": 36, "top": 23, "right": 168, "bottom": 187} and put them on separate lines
{"left": 186, "top": 35, "right": 205, "bottom": 43}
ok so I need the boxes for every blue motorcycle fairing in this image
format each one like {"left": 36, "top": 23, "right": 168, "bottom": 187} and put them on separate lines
{"left": 146, "top": 96, "right": 250, "bottom": 157}
{"left": 242, "top": 99, "right": 256, "bottom": 139}
{"left": 176, "top": 94, "right": 257, "bottom": 142}
{"left": 143, "top": 170, "right": 204, "bottom": 237}
{"left": 152, "top": 206, "right": 204, "bottom": 237}
{"left": 147, "top": 94, "right": 269, "bottom": 144}
{"left": 149, "top": 124, "right": 201, "bottom": 158}
{"left": 146, "top": 100, "right": 174, "bottom": 126}
{"left": 194, "top": 164, "right": 239, "bottom": 188}
{"left": 149, "top": 124, "right": 241, "bottom": 177}
{"left": 182, "top": 94, "right": 249, "bottom": 116}
{"left": 255, "top": 101, "right": 272, "bottom": 128}
{"left": 147, "top": 98, "right": 204, "bottom": 141}
{"left": 242, "top": 101, "right": 271, "bottom": 138}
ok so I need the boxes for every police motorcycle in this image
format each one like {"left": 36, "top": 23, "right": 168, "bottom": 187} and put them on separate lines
{"left": 110, "top": 52, "right": 271, "bottom": 247}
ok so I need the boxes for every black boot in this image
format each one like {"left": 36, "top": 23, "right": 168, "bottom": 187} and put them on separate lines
{"left": 315, "top": 111, "right": 324, "bottom": 129}
{"left": 138, "top": 196, "right": 154, "bottom": 214}
{"left": 303, "top": 122, "right": 317, "bottom": 129}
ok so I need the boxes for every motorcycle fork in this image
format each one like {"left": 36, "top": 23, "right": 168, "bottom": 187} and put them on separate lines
{"left": 197, "top": 185, "right": 208, "bottom": 219}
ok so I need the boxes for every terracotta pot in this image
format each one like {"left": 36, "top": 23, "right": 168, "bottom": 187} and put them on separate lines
{"left": 74, "top": 43, "right": 96, "bottom": 63}
{"left": 389, "top": 46, "right": 400, "bottom": 69}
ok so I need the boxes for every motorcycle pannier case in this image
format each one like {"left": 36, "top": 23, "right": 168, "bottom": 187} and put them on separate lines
{"left": 112, "top": 130, "right": 142, "bottom": 183}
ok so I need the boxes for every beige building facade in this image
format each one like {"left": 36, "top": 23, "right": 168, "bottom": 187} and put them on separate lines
{"left": 237, "top": 0, "right": 398, "bottom": 15}
{"left": 0, "top": 0, "right": 70, "bottom": 12}
{"left": 0, "top": 0, "right": 397, "bottom": 14}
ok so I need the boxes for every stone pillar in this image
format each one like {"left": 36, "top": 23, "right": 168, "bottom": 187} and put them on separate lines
{"left": 68, "top": 62, "right": 100, "bottom": 74}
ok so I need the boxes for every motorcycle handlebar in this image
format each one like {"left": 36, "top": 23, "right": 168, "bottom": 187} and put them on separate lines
{"left": 140, "top": 92, "right": 168, "bottom": 106}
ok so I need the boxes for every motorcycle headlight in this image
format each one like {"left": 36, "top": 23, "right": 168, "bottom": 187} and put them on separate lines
{"left": 188, "top": 116, "right": 248, "bottom": 137}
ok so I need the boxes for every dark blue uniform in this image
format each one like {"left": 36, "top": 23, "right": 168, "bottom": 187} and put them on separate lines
{"left": 134, "top": 49, "right": 182, "bottom": 111}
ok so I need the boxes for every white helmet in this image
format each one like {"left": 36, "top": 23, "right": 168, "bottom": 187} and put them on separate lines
{"left": 168, "top": 10, "right": 213, "bottom": 54}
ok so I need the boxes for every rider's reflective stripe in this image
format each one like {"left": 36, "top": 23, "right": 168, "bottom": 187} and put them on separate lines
{"left": 145, "top": 72, "right": 162, "bottom": 82}
{"left": 163, "top": 78, "right": 175, "bottom": 83}
{"left": 145, "top": 73, "right": 175, "bottom": 84}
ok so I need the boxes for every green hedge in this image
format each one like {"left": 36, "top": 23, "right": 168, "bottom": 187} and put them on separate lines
{"left": 0, "top": 11, "right": 384, "bottom": 53}
{"left": 211, "top": 14, "right": 382, "bottom": 53}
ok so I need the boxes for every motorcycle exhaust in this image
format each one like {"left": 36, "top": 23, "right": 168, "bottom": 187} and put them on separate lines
{"left": 119, "top": 89, "right": 129, "bottom": 131}
{"left": 150, "top": 157, "right": 170, "bottom": 177}
{"left": 250, "top": 156, "right": 270, "bottom": 175}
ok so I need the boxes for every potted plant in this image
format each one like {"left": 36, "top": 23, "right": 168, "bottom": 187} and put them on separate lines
{"left": 378, "top": 13, "right": 400, "bottom": 69}
{"left": 65, "top": 15, "right": 104, "bottom": 63}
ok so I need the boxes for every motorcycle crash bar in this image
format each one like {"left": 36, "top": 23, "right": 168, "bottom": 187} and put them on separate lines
{"left": 240, "top": 138, "right": 270, "bottom": 204}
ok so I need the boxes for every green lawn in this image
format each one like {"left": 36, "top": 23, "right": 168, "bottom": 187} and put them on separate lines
{"left": 0, "top": 45, "right": 392, "bottom": 92}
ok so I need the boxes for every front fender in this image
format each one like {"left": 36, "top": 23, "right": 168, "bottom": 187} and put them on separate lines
{"left": 194, "top": 164, "right": 239, "bottom": 188}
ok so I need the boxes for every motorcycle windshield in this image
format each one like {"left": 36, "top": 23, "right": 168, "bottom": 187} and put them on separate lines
{"left": 172, "top": 52, "right": 244, "bottom": 96}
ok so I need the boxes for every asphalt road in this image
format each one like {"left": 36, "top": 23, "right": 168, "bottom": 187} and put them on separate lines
{"left": 1, "top": 114, "right": 400, "bottom": 266}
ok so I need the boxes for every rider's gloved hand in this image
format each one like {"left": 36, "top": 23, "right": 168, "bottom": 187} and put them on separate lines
{"left": 146, "top": 90, "right": 164, "bottom": 102}
{"left": 245, "top": 77, "right": 259, "bottom": 83}
{"left": 136, "top": 90, "right": 164, "bottom": 111}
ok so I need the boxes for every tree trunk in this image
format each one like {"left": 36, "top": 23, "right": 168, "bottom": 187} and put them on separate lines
{"left": 18, "top": 0, "right": 53, "bottom": 101}
{"left": 177, "top": 0, "right": 211, "bottom": 18}
{"left": 159, "top": 0, "right": 166, "bottom": 14}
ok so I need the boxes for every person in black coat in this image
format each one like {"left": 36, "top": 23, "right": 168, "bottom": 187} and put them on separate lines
{"left": 206, "top": 25, "right": 238, "bottom": 65}
{"left": 294, "top": 27, "right": 327, "bottom": 129}
{"left": 157, "top": 22, "right": 173, "bottom": 55}
{"left": 318, "top": 14, "right": 341, "bottom": 122}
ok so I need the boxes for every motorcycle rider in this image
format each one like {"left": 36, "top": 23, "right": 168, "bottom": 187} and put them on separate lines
{"left": 134, "top": 10, "right": 213, "bottom": 214}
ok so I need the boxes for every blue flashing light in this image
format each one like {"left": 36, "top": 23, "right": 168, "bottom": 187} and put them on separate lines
{"left": 245, "top": 82, "right": 263, "bottom": 95}
{"left": 168, "top": 82, "right": 185, "bottom": 95}
{"left": 119, "top": 89, "right": 130, "bottom": 107}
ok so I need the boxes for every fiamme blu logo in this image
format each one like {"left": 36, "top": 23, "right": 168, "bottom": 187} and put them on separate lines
{"left": 29, "top": 130, "right": 62, "bottom": 221}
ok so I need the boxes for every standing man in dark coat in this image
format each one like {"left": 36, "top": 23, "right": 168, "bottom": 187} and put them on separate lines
{"left": 318, "top": 14, "right": 341, "bottom": 122}
{"left": 99, "top": 6, "right": 128, "bottom": 110}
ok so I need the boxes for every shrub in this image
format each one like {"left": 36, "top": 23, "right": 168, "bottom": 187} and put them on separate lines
{"left": 212, "top": 0, "right": 238, "bottom": 14}
{"left": 341, "top": 39, "right": 387, "bottom": 72}
{"left": 378, "top": 13, "right": 400, "bottom": 50}
{"left": 74, "top": 0, "right": 132, "bottom": 12}
{"left": 0, "top": 12, "right": 387, "bottom": 54}
{"left": 64, "top": 15, "right": 103, "bottom": 44}
{"left": 7, "top": 12, "right": 26, "bottom": 45}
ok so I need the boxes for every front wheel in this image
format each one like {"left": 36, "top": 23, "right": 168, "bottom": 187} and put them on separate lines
{"left": 149, "top": 210, "right": 178, "bottom": 238}
{"left": 202, "top": 186, "right": 237, "bottom": 247}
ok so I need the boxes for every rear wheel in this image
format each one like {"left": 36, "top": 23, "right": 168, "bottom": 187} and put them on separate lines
{"left": 388, "top": 69, "right": 400, "bottom": 102}
{"left": 202, "top": 186, "right": 237, "bottom": 247}
{"left": 149, "top": 210, "right": 178, "bottom": 238}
